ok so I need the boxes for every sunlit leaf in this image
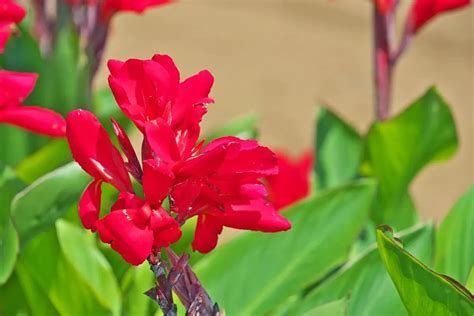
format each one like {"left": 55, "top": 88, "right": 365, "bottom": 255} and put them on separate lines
{"left": 435, "top": 185, "right": 474, "bottom": 284}
{"left": 376, "top": 226, "right": 473, "bottom": 315}
{"left": 315, "top": 107, "right": 363, "bottom": 190}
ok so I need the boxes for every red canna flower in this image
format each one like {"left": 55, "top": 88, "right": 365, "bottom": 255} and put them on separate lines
{"left": 65, "top": 0, "right": 174, "bottom": 23}
{"left": 67, "top": 54, "right": 291, "bottom": 264}
{"left": 266, "top": 151, "right": 313, "bottom": 210}
{"left": 408, "top": 0, "right": 471, "bottom": 32}
{"left": 0, "top": 71, "right": 66, "bottom": 137}
{"left": 0, "top": 0, "right": 25, "bottom": 53}
{"left": 67, "top": 109, "right": 181, "bottom": 265}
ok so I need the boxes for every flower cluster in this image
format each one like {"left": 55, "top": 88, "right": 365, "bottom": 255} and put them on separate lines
{"left": 67, "top": 54, "right": 291, "bottom": 265}
{"left": 65, "top": 0, "right": 173, "bottom": 23}
{"left": 0, "top": 0, "right": 66, "bottom": 137}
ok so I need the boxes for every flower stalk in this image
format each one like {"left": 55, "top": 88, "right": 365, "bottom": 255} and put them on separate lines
{"left": 373, "top": 4, "right": 394, "bottom": 121}
{"left": 147, "top": 249, "right": 221, "bottom": 315}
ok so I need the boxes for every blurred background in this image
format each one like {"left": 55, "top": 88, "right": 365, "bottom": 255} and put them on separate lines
{"left": 95, "top": 0, "right": 473, "bottom": 221}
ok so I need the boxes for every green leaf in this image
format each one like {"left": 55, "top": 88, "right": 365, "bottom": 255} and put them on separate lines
{"left": 466, "top": 267, "right": 474, "bottom": 293}
{"left": 0, "top": 126, "right": 35, "bottom": 165}
{"left": 206, "top": 114, "right": 258, "bottom": 142}
{"left": 435, "top": 185, "right": 474, "bottom": 284}
{"left": 0, "top": 164, "right": 23, "bottom": 285}
{"left": 376, "top": 226, "right": 474, "bottom": 315}
{"left": 0, "top": 220, "right": 19, "bottom": 285}
{"left": 366, "top": 88, "right": 458, "bottom": 229}
{"left": 195, "top": 180, "right": 376, "bottom": 315}
{"left": 298, "top": 223, "right": 434, "bottom": 316}
{"left": 56, "top": 220, "right": 121, "bottom": 316}
{"left": 15, "top": 139, "right": 71, "bottom": 184}
{"left": 315, "top": 107, "right": 363, "bottom": 190}
{"left": 121, "top": 264, "right": 155, "bottom": 316}
{"left": 16, "top": 225, "right": 121, "bottom": 316}
{"left": 302, "top": 298, "right": 348, "bottom": 316}
{"left": 11, "top": 162, "right": 90, "bottom": 245}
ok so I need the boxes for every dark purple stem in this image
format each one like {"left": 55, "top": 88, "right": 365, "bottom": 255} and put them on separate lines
{"left": 146, "top": 249, "right": 220, "bottom": 316}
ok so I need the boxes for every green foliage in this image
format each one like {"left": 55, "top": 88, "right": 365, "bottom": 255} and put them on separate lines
{"left": 11, "top": 163, "right": 90, "bottom": 245}
{"left": 435, "top": 186, "right": 474, "bottom": 284}
{"left": 15, "top": 139, "right": 72, "bottom": 184}
{"left": 315, "top": 107, "right": 363, "bottom": 190}
{"left": 376, "top": 226, "right": 474, "bottom": 315}
{"left": 0, "top": 165, "right": 23, "bottom": 285}
{"left": 365, "top": 88, "right": 458, "bottom": 229}
{"left": 297, "top": 224, "right": 434, "bottom": 315}
{"left": 195, "top": 180, "right": 376, "bottom": 315}
{"left": 16, "top": 221, "right": 121, "bottom": 316}
{"left": 0, "top": 220, "right": 19, "bottom": 285}
{"left": 301, "top": 298, "right": 348, "bottom": 316}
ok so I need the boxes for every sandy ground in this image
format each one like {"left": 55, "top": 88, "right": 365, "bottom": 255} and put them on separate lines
{"left": 96, "top": 1, "right": 473, "bottom": 221}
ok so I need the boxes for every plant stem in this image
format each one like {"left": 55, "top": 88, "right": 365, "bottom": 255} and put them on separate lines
{"left": 373, "top": 6, "right": 394, "bottom": 121}
{"left": 146, "top": 249, "right": 221, "bottom": 316}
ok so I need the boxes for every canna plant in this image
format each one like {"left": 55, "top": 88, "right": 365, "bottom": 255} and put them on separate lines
{"left": 0, "top": 0, "right": 472, "bottom": 315}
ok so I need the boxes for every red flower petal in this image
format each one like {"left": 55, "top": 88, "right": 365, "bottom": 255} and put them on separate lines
{"left": 111, "top": 118, "right": 142, "bottom": 180}
{"left": 177, "top": 143, "right": 227, "bottom": 178}
{"left": 145, "top": 120, "right": 181, "bottom": 163}
{"left": 96, "top": 208, "right": 154, "bottom": 265}
{"left": 149, "top": 207, "right": 182, "bottom": 248}
{"left": 111, "top": 192, "right": 144, "bottom": 211}
{"left": 219, "top": 199, "right": 291, "bottom": 232}
{"left": 0, "top": 106, "right": 66, "bottom": 137}
{"left": 191, "top": 214, "right": 223, "bottom": 253}
{"left": 0, "top": 71, "right": 37, "bottom": 107}
{"left": 78, "top": 180, "right": 102, "bottom": 231}
{"left": 409, "top": 0, "right": 470, "bottom": 32}
{"left": 0, "top": 0, "right": 26, "bottom": 24}
{"left": 173, "top": 70, "right": 214, "bottom": 125}
{"left": 66, "top": 110, "right": 133, "bottom": 192}
{"left": 267, "top": 151, "right": 313, "bottom": 210}
{"left": 142, "top": 159, "right": 174, "bottom": 206}
{"left": 205, "top": 137, "right": 278, "bottom": 177}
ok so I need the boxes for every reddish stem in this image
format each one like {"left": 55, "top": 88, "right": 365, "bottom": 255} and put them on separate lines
{"left": 373, "top": 6, "right": 393, "bottom": 121}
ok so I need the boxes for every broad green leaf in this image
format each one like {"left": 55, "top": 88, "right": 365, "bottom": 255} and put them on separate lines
{"left": 15, "top": 139, "right": 71, "bottom": 184}
{"left": 0, "top": 126, "right": 34, "bottom": 165}
{"left": 377, "top": 226, "right": 474, "bottom": 315}
{"left": 0, "top": 164, "right": 23, "bottom": 227}
{"left": 56, "top": 220, "right": 121, "bottom": 315}
{"left": 0, "top": 164, "right": 23, "bottom": 285}
{"left": 11, "top": 162, "right": 90, "bottom": 245}
{"left": 302, "top": 298, "right": 348, "bottom": 316}
{"left": 298, "top": 223, "right": 434, "bottom": 315}
{"left": 0, "top": 220, "right": 19, "bottom": 285}
{"left": 435, "top": 185, "right": 474, "bottom": 284}
{"left": 16, "top": 225, "right": 121, "bottom": 316}
{"left": 466, "top": 267, "right": 474, "bottom": 293}
{"left": 0, "top": 274, "right": 31, "bottom": 315}
{"left": 195, "top": 180, "right": 376, "bottom": 315}
{"left": 366, "top": 88, "right": 458, "bottom": 229}
{"left": 315, "top": 107, "right": 363, "bottom": 190}
{"left": 121, "top": 264, "right": 155, "bottom": 316}
{"left": 206, "top": 114, "right": 258, "bottom": 142}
